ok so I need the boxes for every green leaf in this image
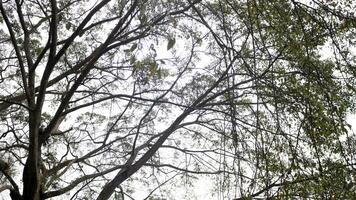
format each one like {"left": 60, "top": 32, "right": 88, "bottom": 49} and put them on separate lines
{"left": 65, "top": 23, "right": 71, "bottom": 30}
{"left": 129, "top": 55, "right": 136, "bottom": 64}
{"left": 130, "top": 43, "right": 138, "bottom": 52}
{"left": 167, "top": 37, "right": 175, "bottom": 50}
{"left": 17, "top": 38, "right": 23, "bottom": 44}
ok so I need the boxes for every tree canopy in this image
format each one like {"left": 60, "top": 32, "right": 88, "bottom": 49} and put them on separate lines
{"left": 0, "top": 0, "right": 356, "bottom": 199}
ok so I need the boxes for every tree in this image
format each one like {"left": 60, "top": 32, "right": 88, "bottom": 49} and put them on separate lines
{"left": 0, "top": 0, "right": 355, "bottom": 199}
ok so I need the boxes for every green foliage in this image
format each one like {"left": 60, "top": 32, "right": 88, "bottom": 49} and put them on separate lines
{"left": 167, "top": 37, "right": 176, "bottom": 50}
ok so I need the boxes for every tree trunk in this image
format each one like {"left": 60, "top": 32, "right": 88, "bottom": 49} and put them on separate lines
{"left": 22, "top": 113, "right": 41, "bottom": 200}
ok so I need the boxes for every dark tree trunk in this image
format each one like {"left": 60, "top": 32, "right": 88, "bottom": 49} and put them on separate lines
{"left": 22, "top": 113, "right": 41, "bottom": 200}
